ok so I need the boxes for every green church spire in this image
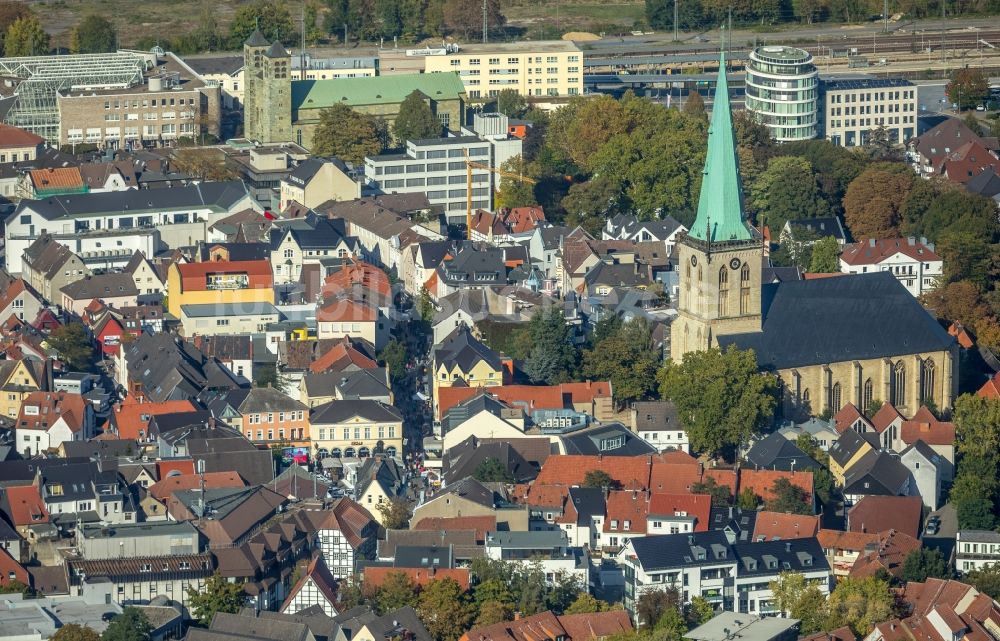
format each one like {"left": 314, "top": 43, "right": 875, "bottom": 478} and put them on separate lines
{"left": 688, "top": 51, "right": 753, "bottom": 243}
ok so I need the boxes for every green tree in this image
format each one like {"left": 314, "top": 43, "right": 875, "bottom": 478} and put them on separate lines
{"left": 564, "top": 593, "right": 610, "bottom": 614}
{"left": 497, "top": 89, "right": 527, "bottom": 117}
{"left": 376, "top": 571, "right": 419, "bottom": 614}
{"left": 737, "top": 487, "right": 760, "bottom": 510}
{"left": 635, "top": 587, "right": 680, "bottom": 628}
{"left": 101, "top": 607, "right": 152, "bottom": 641}
{"left": 187, "top": 572, "right": 247, "bottom": 627}
{"left": 171, "top": 148, "right": 237, "bottom": 181}
{"left": 583, "top": 318, "right": 660, "bottom": 409}
{"left": 375, "top": 0, "right": 403, "bottom": 37}
{"left": 687, "top": 596, "right": 715, "bottom": 625}
{"left": 658, "top": 346, "right": 778, "bottom": 459}
{"left": 561, "top": 176, "right": 626, "bottom": 236}
{"left": 690, "top": 476, "right": 732, "bottom": 504}
{"left": 901, "top": 548, "right": 949, "bottom": 582}
{"left": 475, "top": 600, "right": 513, "bottom": 625}
{"left": 769, "top": 572, "right": 827, "bottom": 635}
{"left": 954, "top": 394, "right": 1000, "bottom": 460}
{"left": 393, "top": 91, "right": 442, "bottom": 144}
{"left": 809, "top": 236, "right": 841, "bottom": 273}
{"left": 379, "top": 339, "right": 408, "bottom": 382}
{"left": 418, "top": 578, "right": 476, "bottom": 641}
{"left": 947, "top": 68, "right": 990, "bottom": 110}
{"left": 377, "top": 496, "right": 412, "bottom": 530}
{"left": 442, "top": 0, "right": 504, "bottom": 39}
{"left": 522, "top": 308, "right": 577, "bottom": 385}
{"left": 418, "top": 287, "right": 436, "bottom": 324}
{"left": 825, "top": 576, "right": 894, "bottom": 637}
{"left": 967, "top": 563, "right": 1000, "bottom": 600}
{"left": 52, "top": 625, "right": 101, "bottom": 641}
{"left": 4, "top": 15, "right": 48, "bottom": 57}
{"left": 582, "top": 469, "right": 619, "bottom": 490}
{"left": 0, "top": 1, "right": 33, "bottom": 56}
{"left": 311, "top": 104, "right": 384, "bottom": 163}
{"left": 750, "top": 156, "right": 829, "bottom": 233}
{"left": 765, "top": 477, "right": 812, "bottom": 515}
{"left": 495, "top": 156, "right": 537, "bottom": 209}
{"left": 70, "top": 15, "right": 117, "bottom": 54}
{"left": 843, "top": 164, "right": 913, "bottom": 239}
{"left": 230, "top": 0, "right": 295, "bottom": 45}
{"left": 473, "top": 457, "right": 514, "bottom": 483}
{"left": 47, "top": 322, "right": 94, "bottom": 370}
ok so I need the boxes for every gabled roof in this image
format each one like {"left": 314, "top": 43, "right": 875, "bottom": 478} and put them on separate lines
{"left": 833, "top": 403, "right": 871, "bottom": 433}
{"left": 901, "top": 411, "right": 956, "bottom": 446}
{"left": 829, "top": 429, "right": 875, "bottom": 468}
{"left": 291, "top": 73, "right": 465, "bottom": 112}
{"left": 412, "top": 516, "right": 496, "bottom": 542}
{"left": 848, "top": 495, "right": 923, "bottom": 538}
{"left": 110, "top": 397, "right": 197, "bottom": 440}
{"left": 744, "top": 432, "right": 820, "bottom": 472}
{"left": 751, "top": 511, "right": 821, "bottom": 541}
{"left": 738, "top": 469, "right": 814, "bottom": 504}
{"left": 842, "top": 451, "right": 911, "bottom": 497}
{"left": 434, "top": 325, "right": 503, "bottom": 372}
{"left": 849, "top": 529, "right": 921, "bottom": 579}
{"left": 873, "top": 404, "right": 906, "bottom": 436}
{"left": 1, "top": 484, "right": 49, "bottom": 526}
{"left": 59, "top": 273, "right": 139, "bottom": 300}
{"left": 310, "top": 399, "right": 402, "bottom": 425}
{"left": 316, "top": 298, "right": 378, "bottom": 323}
{"left": 646, "top": 493, "right": 712, "bottom": 532}
{"left": 0, "top": 123, "right": 43, "bottom": 148}
{"left": 280, "top": 554, "right": 339, "bottom": 614}
{"left": 148, "top": 471, "right": 246, "bottom": 502}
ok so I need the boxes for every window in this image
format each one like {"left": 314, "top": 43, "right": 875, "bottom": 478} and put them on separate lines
{"left": 740, "top": 263, "right": 751, "bottom": 314}
{"left": 891, "top": 361, "right": 906, "bottom": 408}
{"left": 863, "top": 378, "right": 873, "bottom": 411}
{"left": 921, "top": 358, "right": 935, "bottom": 405}
{"left": 718, "top": 267, "right": 729, "bottom": 316}
{"left": 831, "top": 382, "right": 842, "bottom": 413}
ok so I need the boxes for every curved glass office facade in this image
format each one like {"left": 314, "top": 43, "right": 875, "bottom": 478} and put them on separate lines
{"left": 744, "top": 46, "right": 818, "bottom": 142}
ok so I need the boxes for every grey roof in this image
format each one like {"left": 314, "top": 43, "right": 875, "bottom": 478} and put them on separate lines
{"left": 708, "top": 507, "right": 757, "bottom": 542}
{"left": 334, "top": 368, "right": 390, "bottom": 400}
{"left": 23, "top": 235, "right": 82, "bottom": 280}
{"left": 244, "top": 30, "right": 270, "bottom": 47}
{"left": 744, "top": 433, "right": 820, "bottom": 472}
{"left": 433, "top": 477, "right": 498, "bottom": 509}
{"left": 378, "top": 530, "right": 483, "bottom": 561}
{"left": 123, "top": 333, "right": 246, "bottom": 403}
{"left": 959, "top": 530, "right": 1000, "bottom": 543}
{"left": 828, "top": 429, "right": 873, "bottom": 468}
{"left": 356, "top": 457, "right": 406, "bottom": 500}
{"left": 843, "top": 450, "right": 911, "bottom": 496}
{"left": 687, "top": 612, "right": 799, "bottom": 641}
{"left": 255, "top": 609, "right": 337, "bottom": 641}
{"left": 443, "top": 436, "right": 536, "bottom": 485}
{"left": 823, "top": 77, "right": 914, "bottom": 91}
{"left": 271, "top": 215, "right": 353, "bottom": 251}
{"left": 286, "top": 158, "right": 324, "bottom": 185}
{"left": 632, "top": 401, "right": 683, "bottom": 433}
{"left": 80, "top": 520, "right": 199, "bottom": 540}
{"left": 409, "top": 135, "right": 481, "bottom": 147}
{"left": 561, "top": 423, "right": 657, "bottom": 456}
{"left": 433, "top": 325, "right": 502, "bottom": 372}
{"left": 200, "top": 242, "right": 271, "bottom": 262}
{"left": 440, "top": 392, "right": 512, "bottom": 435}
{"left": 185, "top": 55, "right": 244, "bottom": 77}
{"left": 265, "top": 42, "right": 290, "bottom": 58}
{"left": 433, "top": 289, "right": 488, "bottom": 324}
{"left": 360, "top": 607, "right": 432, "bottom": 641}
{"left": 59, "top": 273, "right": 139, "bottom": 300}
{"left": 967, "top": 167, "right": 1000, "bottom": 199}
{"left": 9, "top": 181, "right": 250, "bottom": 222}
{"left": 761, "top": 265, "right": 803, "bottom": 284}
{"left": 205, "top": 611, "right": 310, "bottom": 641}
{"left": 485, "top": 529, "right": 568, "bottom": 548}
{"left": 899, "top": 439, "right": 940, "bottom": 465}
{"left": 584, "top": 261, "right": 652, "bottom": 289}
{"left": 310, "top": 399, "right": 402, "bottom": 425}
{"left": 732, "top": 536, "right": 829, "bottom": 577}
{"left": 180, "top": 302, "right": 280, "bottom": 317}
{"left": 537, "top": 225, "right": 570, "bottom": 250}
{"left": 415, "top": 240, "right": 459, "bottom": 269}
{"left": 567, "top": 487, "right": 606, "bottom": 526}
{"left": 393, "top": 544, "right": 454, "bottom": 568}
{"left": 628, "top": 530, "right": 734, "bottom": 570}
{"left": 213, "top": 387, "right": 307, "bottom": 415}
{"left": 784, "top": 216, "right": 847, "bottom": 242}
{"left": 718, "top": 272, "right": 954, "bottom": 370}
{"left": 437, "top": 246, "right": 508, "bottom": 286}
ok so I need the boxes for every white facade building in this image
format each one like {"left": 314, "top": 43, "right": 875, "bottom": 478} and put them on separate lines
{"left": 745, "top": 46, "right": 818, "bottom": 143}
{"left": 956, "top": 530, "right": 1000, "bottom": 575}
{"left": 822, "top": 77, "right": 918, "bottom": 147}
{"left": 485, "top": 530, "right": 589, "bottom": 590}
{"left": 839, "top": 237, "right": 943, "bottom": 297}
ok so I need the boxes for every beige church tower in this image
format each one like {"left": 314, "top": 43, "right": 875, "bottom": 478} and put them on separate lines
{"left": 243, "top": 29, "right": 292, "bottom": 144}
{"left": 671, "top": 53, "right": 765, "bottom": 362}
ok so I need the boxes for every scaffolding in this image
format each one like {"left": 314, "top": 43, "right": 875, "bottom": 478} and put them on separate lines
{"left": 0, "top": 52, "right": 150, "bottom": 142}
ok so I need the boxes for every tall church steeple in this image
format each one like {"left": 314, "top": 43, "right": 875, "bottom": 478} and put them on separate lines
{"left": 670, "top": 50, "right": 764, "bottom": 362}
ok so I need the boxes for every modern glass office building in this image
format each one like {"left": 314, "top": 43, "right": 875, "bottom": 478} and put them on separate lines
{"left": 744, "top": 46, "right": 819, "bottom": 142}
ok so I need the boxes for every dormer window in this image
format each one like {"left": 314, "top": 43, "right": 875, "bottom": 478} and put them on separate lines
{"left": 610, "top": 520, "right": 618, "bottom": 530}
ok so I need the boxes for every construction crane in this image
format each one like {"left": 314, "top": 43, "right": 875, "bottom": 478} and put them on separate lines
{"left": 465, "top": 150, "right": 536, "bottom": 240}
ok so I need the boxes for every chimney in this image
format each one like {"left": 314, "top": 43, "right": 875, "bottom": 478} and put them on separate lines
{"left": 785, "top": 541, "right": 791, "bottom": 553}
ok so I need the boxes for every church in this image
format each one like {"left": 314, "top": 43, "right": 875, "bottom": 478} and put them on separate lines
{"left": 669, "top": 53, "right": 957, "bottom": 419}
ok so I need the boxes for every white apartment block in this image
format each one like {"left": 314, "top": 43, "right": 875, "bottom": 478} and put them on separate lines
{"left": 956, "top": 531, "right": 1000, "bottom": 575}
{"left": 840, "top": 237, "right": 943, "bottom": 297}
{"left": 822, "top": 77, "right": 918, "bottom": 147}
{"left": 422, "top": 41, "right": 583, "bottom": 100}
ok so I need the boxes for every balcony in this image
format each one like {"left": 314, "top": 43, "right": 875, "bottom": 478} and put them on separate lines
{"left": 206, "top": 276, "right": 250, "bottom": 290}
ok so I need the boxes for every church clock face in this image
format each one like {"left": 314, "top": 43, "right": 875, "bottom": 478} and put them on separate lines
{"left": 690, "top": 255, "right": 698, "bottom": 267}
{"left": 729, "top": 258, "right": 742, "bottom": 270}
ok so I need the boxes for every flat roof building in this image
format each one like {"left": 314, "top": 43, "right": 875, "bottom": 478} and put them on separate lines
{"left": 821, "top": 77, "right": 917, "bottom": 147}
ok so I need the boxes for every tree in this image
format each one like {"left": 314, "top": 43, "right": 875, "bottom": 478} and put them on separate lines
{"left": 636, "top": 587, "right": 680, "bottom": 628}
{"left": 495, "top": 156, "right": 537, "bottom": 209}
{"left": 0, "top": 579, "right": 27, "bottom": 595}
{"left": 418, "top": 578, "right": 476, "bottom": 641}
{"left": 749, "top": 156, "right": 829, "bottom": 234}
{"left": 843, "top": 165, "right": 913, "bottom": 239}
{"left": 171, "top": 148, "right": 237, "bottom": 181}
{"left": 379, "top": 339, "right": 408, "bottom": 382}
{"left": 377, "top": 496, "right": 412, "bottom": 529}
{"left": 954, "top": 394, "right": 1000, "bottom": 460}
{"left": 682, "top": 92, "right": 707, "bottom": 120}
{"left": 101, "top": 607, "right": 153, "bottom": 641}
{"left": 809, "top": 236, "right": 841, "bottom": 273}
{"left": 564, "top": 593, "right": 610, "bottom": 614}
{"left": 687, "top": 596, "right": 715, "bottom": 625}
{"left": 71, "top": 16, "right": 117, "bottom": 54}
{"left": 418, "top": 287, "right": 436, "bottom": 325}
{"left": 947, "top": 68, "right": 990, "bottom": 110}
{"left": 582, "top": 469, "right": 618, "bottom": 490}
{"left": 583, "top": 318, "right": 661, "bottom": 409}
{"left": 825, "top": 576, "right": 894, "bottom": 636}
{"left": 47, "top": 322, "right": 94, "bottom": 370}
{"left": 475, "top": 600, "right": 513, "bottom": 625}
{"left": 658, "top": 347, "right": 778, "bottom": 459}
{"left": 442, "top": 0, "right": 504, "bottom": 39}
{"left": 473, "top": 457, "right": 514, "bottom": 483}
{"left": 230, "top": 0, "right": 295, "bottom": 46}
{"left": 51, "top": 625, "right": 101, "bottom": 641}
{"left": 765, "top": 478, "right": 812, "bottom": 515}
{"left": 311, "top": 104, "right": 384, "bottom": 164}
{"left": 0, "top": 1, "right": 32, "bottom": 56}
{"left": 393, "top": 91, "right": 441, "bottom": 144}
{"left": 376, "top": 571, "right": 419, "bottom": 614}
{"left": 5, "top": 15, "right": 48, "bottom": 57}
{"left": 690, "top": 476, "right": 732, "bottom": 504}
{"left": 769, "top": 572, "right": 828, "bottom": 635}
{"left": 497, "top": 89, "right": 527, "bottom": 117}
{"left": 737, "top": 487, "right": 760, "bottom": 510}
{"left": 901, "top": 548, "right": 949, "bottom": 582}
{"left": 188, "top": 572, "right": 247, "bottom": 626}
{"left": 967, "top": 563, "right": 1000, "bottom": 600}
{"left": 522, "top": 308, "right": 578, "bottom": 385}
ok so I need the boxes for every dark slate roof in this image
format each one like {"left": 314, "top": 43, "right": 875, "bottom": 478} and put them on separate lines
{"left": 415, "top": 240, "right": 459, "bottom": 269}
{"left": 123, "top": 333, "right": 246, "bottom": 403}
{"left": 310, "top": 399, "right": 402, "bottom": 425}
{"left": 433, "top": 325, "right": 502, "bottom": 372}
{"left": 356, "top": 457, "right": 406, "bottom": 500}
{"left": 732, "top": 536, "right": 829, "bottom": 576}
{"left": 967, "top": 167, "right": 1000, "bottom": 198}
{"left": 271, "top": 216, "right": 352, "bottom": 251}
{"left": 785, "top": 216, "right": 847, "bottom": 242}
{"left": 443, "top": 437, "right": 536, "bottom": 485}
{"left": 360, "top": 607, "right": 432, "bottom": 641}
{"left": 434, "top": 477, "right": 498, "bottom": 509}
{"left": 245, "top": 29, "right": 270, "bottom": 47}
{"left": 538, "top": 225, "right": 570, "bottom": 250}
{"left": 8, "top": 181, "right": 250, "bottom": 222}
{"left": 185, "top": 55, "right": 244, "bottom": 77}
{"left": 393, "top": 545, "right": 454, "bottom": 568}
{"left": 287, "top": 159, "right": 324, "bottom": 185}
{"left": 60, "top": 273, "right": 139, "bottom": 300}
{"left": 632, "top": 401, "right": 683, "bottom": 433}
{"left": 200, "top": 242, "right": 271, "bottom": 262}
{"left": 843, "top": 451, "right": 911, "bottom": 497}
{"left": 440, "top": 392, "right": 511, "bottom": 435}
{"left": 828, "top": 429, "right": 872, "bottom": 468}
{"left": 561, "top": 423, "right": 657, "bottom": 456}
{"left": 437, "top": 246, "right": 508, "bottom": 286}
{"left": 718, "top": 272, "right": 954, "bottom": 370}
{"left": 628, "top": 530, "right": 734, "bottom": 570}
{"left": 709, "top": 507, "right": 757, "bottom": 543}
{"left": 744, "top": 432, "right": 820, "bottom": 472}
{"left": 761, "top": 265, "right": 803, "bottom": 284}
{"left": 334, "top": 368, "right": 390, "bottom": 400}
{"left": 567, "top": 487, "right": 606, "bottom": 526}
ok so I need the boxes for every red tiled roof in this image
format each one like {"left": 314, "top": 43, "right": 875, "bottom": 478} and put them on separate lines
{"left": 800, "top": 626, "right": 857, "bottom": 641}
{"left": 701, "top": 468, "right": 738, "bottom": 496}
{"left": 308, "top": 342, "right": 377, "bottom": 374}
{"left": 848, "top": 495, "right": 923, "bottom": 539}
{"left": 412, "top": 516, "right": 497, "bottom": 542}
{"left": 900, "top": 415, "right": 955, "bottom": 446}
{"left": 557, "top": 611, "right": 633, "bottom": 641}
{"left": 0, "top": 124, "right": 43, "bottom": 148}
{"left": 0, "top": 545, "right": 28, "bottom": 587}
{"left": 872, "top": 403, "right": 905, "bottom": 433}
{"left": 833, "top": 403, "right": 871, "bottom": 434}
{"left": 174, "top": 260, "right": 273, "bottom": 291}
{"left": 156, "top": 459, "right": 196, "bottom": 479}
{"left": 840, "top": 238, "right": 942, "bottom": 266}
{"left": 315, "top": 298, "right": 378, "bottom": 322}
{"left": 604, "top": 490, "right": 650, "bottom": 534}
{"left": 978, "top": 372, "right": 1000, "bottom": 399}
{"left": 938, "top": 140, "right": 1000, "bottom": 184}
{"left": 323, "top": 260, "right": 392, "bottom": 301}
{"left": 816, "top": 528, "right": 881, "bottom": 552}
{"left": 29, "top": 167, "right": 84, "bottom": 191}
{"left": 949, "top": 322, "right": 975, "bottom": 349}
{"left": 435, "top": 381, "right": 612, "bottom": 419}
{"left": 148, "top": 472, "right": 246, "bottom": 501}
{"left": 16, "top": 391, "right": 88, "bottom": 433}
{"left": 646, "top": 493, "right": 712, "bottom": 532}
{"left": 462, "top": 611, "right": 565, "bottom": 641}
{"left": 648, "top": 457, "right": 704, "bottom": 495}
{"left": 535, "top": 455, "right": 653, "bottom": 490}
{"left": 738, "top": 469, "right": 814, "bottom": 504}
{"left": 523, "top": 484, "right": 570, "bottom": 510}
{"left": 752, "top": 511, "right": 821, "bottom": 541}
{"left": 364, "top": 566, "right": 471, "bottom": 590}
{"left": 2, "top": 484, "right": 49, "bottom": 526}
{"left": 849, "top": 529, "right": 922, "bottom": 578}
{"left": 111, "top": 397, "right": 197, "bottom": 441}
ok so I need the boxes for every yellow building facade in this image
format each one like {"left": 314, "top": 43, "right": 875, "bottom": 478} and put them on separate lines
{"left": 165, "top": 260, "right": 275, "bottom": 319}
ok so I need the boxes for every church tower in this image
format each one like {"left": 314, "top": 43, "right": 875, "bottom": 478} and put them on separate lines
{"left": 670, "top": 52, "right": 764, "bottom": 362}
{"left": 243, "top": 30, "right": 292, "bottom": 143}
